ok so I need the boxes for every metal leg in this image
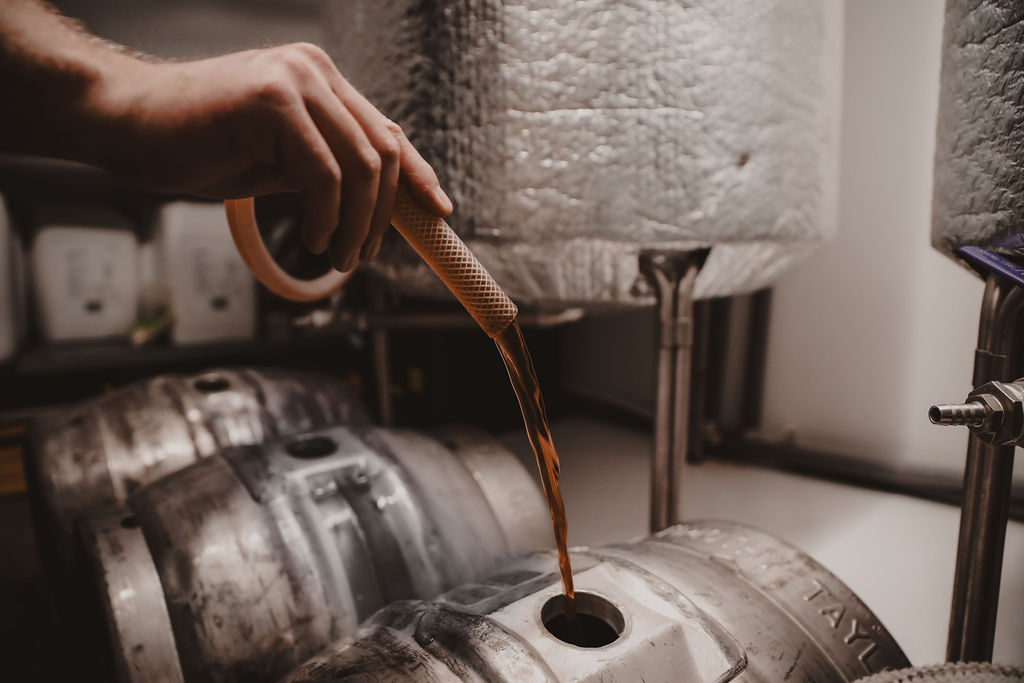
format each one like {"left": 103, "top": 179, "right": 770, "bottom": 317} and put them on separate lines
{"left": 946, "top": 274, "right": 1024, "bottom": 662}
{"left": 369, "top": 281, "right": 394, "bottom": 426}
{"left": 640, "top": 250, "right": 708, "bottom": 533}
{"left": 740, "top": 289, "right": 773, "bottom": 431}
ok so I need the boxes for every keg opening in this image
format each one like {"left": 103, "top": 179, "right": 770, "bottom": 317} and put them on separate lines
{"left": 928, "top": 406, "right": 941, "bottom": 424}
{"left": 120, "top": 515, "right": 139, "bottom": 529}
{"left": 541, "top": 592, "right": 624, "bottom": 648}
{"left": 285, "top": 435, "right": 338, "bottom": 459}
{"left": 194, "top": 376, "right": 230, "bottom": 393}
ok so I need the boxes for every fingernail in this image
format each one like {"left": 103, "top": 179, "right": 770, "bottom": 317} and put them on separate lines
{"left": 360, "top": 237, "right": 382, "bottom": 262}
{"left": 432, "top": 187, "right": 453, "bottom": 215}
{"left": 368, "top": 237, "right": 383, "bottom": 261}
{"left": 359, "top": 238, "right": 376, "bottom": 261}
{"left": 305, "top": 233, "right": 329, "bottom": 255}
{"left": 340, "top": 252, "right": 358, "bottom": 272}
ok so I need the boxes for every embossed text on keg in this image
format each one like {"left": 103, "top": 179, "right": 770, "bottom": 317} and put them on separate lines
{"left": 803, "top": 578, "right": 882, "bottom": 672}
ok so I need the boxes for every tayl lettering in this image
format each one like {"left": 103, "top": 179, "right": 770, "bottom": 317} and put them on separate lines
{"left": 819, "top": 604, "right": 846, "bottom": 629}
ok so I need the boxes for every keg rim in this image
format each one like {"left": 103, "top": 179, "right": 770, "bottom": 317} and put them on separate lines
{"left": 537, "top": 590, "right": 629, "bottom": 650}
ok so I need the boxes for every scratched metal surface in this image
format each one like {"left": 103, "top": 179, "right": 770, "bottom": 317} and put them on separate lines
{"left": 932, "top": 0, "right": 1024, "bottom": 264}
{"left": 282, "top": 520, "right": 909, "bottom": 682}
{"left": 325, "top": 0, "right": 842, "bottom": 305}
{"left": 79, "top": 424, "right": 549, "bottom": 682}
{"left": 26, "top": 367, "right": 366, "bottom": 578}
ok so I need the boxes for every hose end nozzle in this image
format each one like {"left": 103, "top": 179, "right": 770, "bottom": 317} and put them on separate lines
{"left": 928, "top": 401, "right": 988, "bottom": 427}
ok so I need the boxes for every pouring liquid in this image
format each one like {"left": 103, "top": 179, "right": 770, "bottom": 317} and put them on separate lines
{"left": 495, "top": 321, "right": 576, "bottom": 622}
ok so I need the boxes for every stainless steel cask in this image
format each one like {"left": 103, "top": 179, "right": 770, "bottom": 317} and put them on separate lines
{"left": 28, "top": 367, "right": 365, "bottom": 571}
{"left": 284, "top": 520, "right": 910, "bottom": 683}
{"left": 78, "top": 424, "right": 549, "bottom": 683}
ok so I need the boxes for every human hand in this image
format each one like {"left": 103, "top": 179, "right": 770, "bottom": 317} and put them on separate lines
{"left": 88, "top": 43, "right": 452, "bottom": 271}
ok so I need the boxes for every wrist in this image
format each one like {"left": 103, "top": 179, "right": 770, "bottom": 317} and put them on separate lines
{"left": 69, "top": 51, "right": 155, "bottom": 169}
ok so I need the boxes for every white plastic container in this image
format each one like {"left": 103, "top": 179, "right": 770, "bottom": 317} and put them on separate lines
{"left": 31, "top": 219, "right": 138, "bottom": 343}
{"left": 153, "top": 201, "right": 255, "bottom": 345}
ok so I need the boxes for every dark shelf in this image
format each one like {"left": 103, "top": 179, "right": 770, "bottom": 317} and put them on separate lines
{"left": 3, "top": 333, "right": 355, "bottom": 376}
{"left": 0, "top": 153, "right": 168, "bottom": 204}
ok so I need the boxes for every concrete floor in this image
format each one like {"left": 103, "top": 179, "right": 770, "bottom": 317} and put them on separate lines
{"left": 501, "top": 416, "right": 1024, "bottom": 668}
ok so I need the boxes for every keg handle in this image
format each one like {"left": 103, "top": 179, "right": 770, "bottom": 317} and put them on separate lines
{"left": 224, "top": 187, "right": 518, "bottom": 337}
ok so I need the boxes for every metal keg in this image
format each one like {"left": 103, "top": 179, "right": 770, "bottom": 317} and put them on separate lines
{"left": 76, "top": 423, "right": 550, "bottom": 683}
{"left": 284, "top": 520, "right": 911, "bottom": 682}
{"left": 26, "top": 367, "right": 365, "bottom": 572}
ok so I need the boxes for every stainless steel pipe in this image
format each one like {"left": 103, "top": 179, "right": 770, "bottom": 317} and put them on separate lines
{"left": 76, "top": 424, "right": 550, "bottom": 683}
{"left": 639, "top": 250, "right": 708, "bottom": 532}
{"left": 946, "top": 274, "right": 1024, "bottom": 662}
{"left": 283, "top": 520, "right": 910, "bottom": 682}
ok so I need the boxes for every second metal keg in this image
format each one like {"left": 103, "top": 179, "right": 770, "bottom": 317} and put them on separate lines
{"left": 27, "top": 367, "right": 365, "bottom": 572}
{"left": 76, "top": 424, "right": 550, "bottom": 683}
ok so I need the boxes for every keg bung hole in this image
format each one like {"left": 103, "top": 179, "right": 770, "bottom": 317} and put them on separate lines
{"left": 541, "top": 592, "right": 624, "bottom": 648}
{"left": 194, "top": 376, "right": 230, "bottom": 393}
{"left": 285, "top": 435, "right": 338, "bottom": 460}
{"left": 120, "top": 515, "right": 139, "bottom": 529}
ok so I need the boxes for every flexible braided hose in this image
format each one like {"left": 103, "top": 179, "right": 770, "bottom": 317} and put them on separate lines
{"left": 224, "top": 197, "right": 350, "bottom": 302}
{"left": 225, "top": 188, "right": 517, "bottom": 337}
{"left": 388, "top": 188, "right": 516, "bottom": 337}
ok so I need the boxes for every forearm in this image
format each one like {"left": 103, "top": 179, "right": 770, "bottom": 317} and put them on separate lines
{"left": 0, "top": 0, "right": 140, "bottom": 163}
{"left": 0, "top": 0, "right": 452, "bottom": 270}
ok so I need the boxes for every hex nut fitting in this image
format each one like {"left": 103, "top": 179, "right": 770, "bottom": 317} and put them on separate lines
{"left": 967, "top": 380, "right": 1024, "bottom": 445}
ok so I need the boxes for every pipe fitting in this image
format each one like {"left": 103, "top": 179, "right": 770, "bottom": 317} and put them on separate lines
{"left": 929, "top": 401, "right": 989, "bottom": 428}
{"left": 929, "top": 378, "right": 1024, "bottom": 446}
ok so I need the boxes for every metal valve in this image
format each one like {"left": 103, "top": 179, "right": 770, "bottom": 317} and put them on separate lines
{"left": 929, "top": 378, "right": 1024, "bottom": 446}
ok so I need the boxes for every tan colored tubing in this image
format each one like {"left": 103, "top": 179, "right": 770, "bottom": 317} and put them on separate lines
{"left": 225, "top": 197, "right": 350, "bottom": 303}
{"left": 388, "top": 187, "right": 517, "bottom": 338}
{"left": 225, "top": 187, "right": 517, "bottom": 337}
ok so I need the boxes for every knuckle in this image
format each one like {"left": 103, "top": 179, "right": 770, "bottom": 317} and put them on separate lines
{"left": 383, "top": 119, "right": 404, "bottom": 138}
{"left": 317, "top": 159, "right": 342, "bottom": 187}
{"left": 354, "top": 150, "right": 382, "bottom": 178}
{"left": 254, "top": 77, "right": 295, "bottom": 109}
{"left": 377, "top": 136, "right": 401, "bottom": 165}
{"left": 279, "top": 49, "right": 314, "bottom": 77}
{"left": 293, "top": 42, "right": 333, "bottom": 68}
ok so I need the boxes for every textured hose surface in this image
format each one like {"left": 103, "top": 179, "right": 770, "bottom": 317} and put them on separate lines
{"left": 224, "top": 197, "right": 349, "bottom": 302}
{"left": 392, "top": 188, "right": 517, "bottom": 337}
{"left": 225, "top": 192, "right": 516, "bottom": 337}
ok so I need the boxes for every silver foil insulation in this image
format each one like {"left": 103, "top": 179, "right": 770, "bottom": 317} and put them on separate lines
{"left": 326, "top": 0, "right": 842, "bottom": 305}
{"left": 932, "top": 0, "right": 1024, "bottom": 261}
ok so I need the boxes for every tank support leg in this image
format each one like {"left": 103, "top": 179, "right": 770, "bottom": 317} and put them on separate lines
{"left": 947, "top": 273, "right": 1024, "bottom": 662}
{"left": 640, "top": 250, "right": 709, "bottom": 533}
{"left": 370, "top": 281, "right": 394, "bottom": 426}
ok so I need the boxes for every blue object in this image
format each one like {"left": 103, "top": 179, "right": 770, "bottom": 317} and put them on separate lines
{"left": 957, "top": 246, "right": 1024, "bottom": 289}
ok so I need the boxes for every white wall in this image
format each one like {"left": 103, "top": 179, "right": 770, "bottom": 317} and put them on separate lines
{"left": 761, "top": 0, "right": 992, "bottom": 480}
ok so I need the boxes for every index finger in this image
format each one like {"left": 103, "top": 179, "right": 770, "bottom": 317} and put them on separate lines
{"left": 390, "top": 124, "right": 452, "bottom": 218}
